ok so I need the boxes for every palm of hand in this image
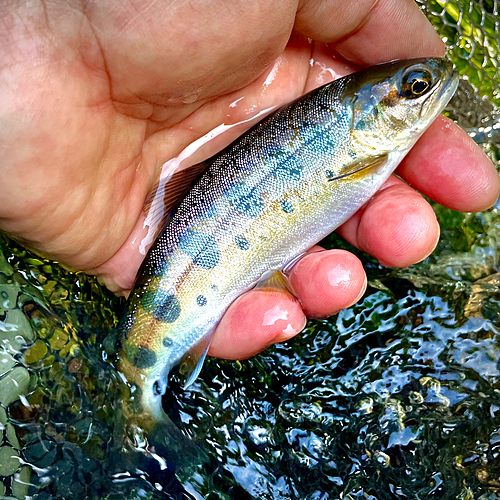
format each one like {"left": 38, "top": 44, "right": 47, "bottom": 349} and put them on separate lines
{"left": 1, "top": 0, "right": 498, "bottom": 359}
{"left": 1, "top": 1, "right": 316, "bottom": 285}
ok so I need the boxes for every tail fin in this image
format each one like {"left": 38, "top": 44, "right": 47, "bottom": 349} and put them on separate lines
{"left": 122, "top": 385, "right": 207, "bottom": 471}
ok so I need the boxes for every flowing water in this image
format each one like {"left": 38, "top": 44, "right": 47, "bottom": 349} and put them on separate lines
{"left": 1, "top": 1, "right": 500, "bottom": 498}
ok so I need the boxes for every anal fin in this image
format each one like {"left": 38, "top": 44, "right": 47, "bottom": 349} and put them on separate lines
{"left": 178, "top": 328, "right": 215, "bottom": 389}
{"left": 255, "top": 269, "right": 297, "bottom": 298}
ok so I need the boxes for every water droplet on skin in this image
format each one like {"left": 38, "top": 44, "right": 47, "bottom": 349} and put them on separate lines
{"left": 327, "top": 265, "right": 351, "bottom": 287}
{"left": 181, "top": 88, "right": 203, "bottom": 104}
{"left": 229, "top": 96, "right": 245, "bottom": 108}
{"left": 282, "top": 323, "right": 296, "bottom": 336}
{"left": 263, "top": 58, "right": 281, "bottom": 89}
{"left": 262, "top": 305, "right": 288, "bottom": 326}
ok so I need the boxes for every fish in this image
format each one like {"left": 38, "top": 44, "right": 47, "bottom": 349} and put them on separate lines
{"left": 118, "top": 57, "right": 458, "bottom": 425}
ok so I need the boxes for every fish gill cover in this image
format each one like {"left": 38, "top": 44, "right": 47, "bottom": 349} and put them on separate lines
{"left": 0, "top": 0, "right": 499, "bottom": 499}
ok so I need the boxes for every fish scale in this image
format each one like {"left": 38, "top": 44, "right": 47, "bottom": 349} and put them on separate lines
{"left": 118, "top": 57, "right": 458, "bottom": 424}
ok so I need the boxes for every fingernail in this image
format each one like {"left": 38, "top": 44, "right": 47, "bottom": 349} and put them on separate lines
{"left": 346, "top": 273, "right": 367, "bottom": 309}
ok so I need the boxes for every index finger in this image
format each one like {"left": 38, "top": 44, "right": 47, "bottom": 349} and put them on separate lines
{"left": 295, "top": 0, "right": 445, "bottom": 65}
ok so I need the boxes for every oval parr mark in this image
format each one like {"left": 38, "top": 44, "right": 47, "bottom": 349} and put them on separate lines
{"left": 235, "top": 235, "right": 250, "bottom": 250}
{"left": 179, "top": 229, "right": 220, "bottom": 269}
{"left": 227, "top": 185, "right": 264, "bottom": 217}
{"left": 142, "top": 290, "right": 181, "bottom": 323}
{"left": 235, "top": 191, "right": 264, "bottom": 217}
{"left": 274, "top": 160, "right": 302, "bottom": 181}
{"left": 124, "top": 345, "right": 157, "bottom": 369}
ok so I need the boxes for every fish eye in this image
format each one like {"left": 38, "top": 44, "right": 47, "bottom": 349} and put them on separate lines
{"left": 401, "top": 69, "right": 433, "bottom": 98}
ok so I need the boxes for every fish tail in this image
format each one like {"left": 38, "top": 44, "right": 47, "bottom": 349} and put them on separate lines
{"left": 140, "top": 389, "right": 208, "bottom": 469}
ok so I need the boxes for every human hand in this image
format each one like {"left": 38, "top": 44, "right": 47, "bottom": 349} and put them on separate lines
{"left": 1, "top": 0, "right": 498, "bottom": 359}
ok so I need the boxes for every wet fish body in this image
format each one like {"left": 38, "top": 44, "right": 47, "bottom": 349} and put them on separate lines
{"left": 119, "top": 58, "right": 458, "bottom": 420}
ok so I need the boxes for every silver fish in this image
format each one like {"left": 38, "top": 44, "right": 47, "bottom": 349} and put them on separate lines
{"left": 119, "top": 57, "right": 458, "bottom": 423}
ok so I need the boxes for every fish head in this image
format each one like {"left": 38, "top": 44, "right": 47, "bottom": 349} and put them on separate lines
{"left": 344, "top": 57, "right": 458, "bottom": 153}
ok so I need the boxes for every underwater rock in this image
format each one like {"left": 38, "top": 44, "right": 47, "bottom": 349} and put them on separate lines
{"left": 0, "top": 283, "right": 21, "bottom": 315}
{"left": 1, "top": 308, "right": 35, "bottom": 353}
{"left": 0, "top": 366, "right": 30, "bottom": 406}
{"left": 11, "top": 467, "right": 31, "bottom": 499}
{"left": 464, "top": 272, "right": 500, "bottom": 321}
{"left": 0, "top": 351, "right": 16, "bottom": 378}
{"left": 0, "top": 446, "right": 20, "bottom": 476}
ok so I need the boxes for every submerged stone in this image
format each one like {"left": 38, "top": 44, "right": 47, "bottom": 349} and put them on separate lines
{"left": 24, "top": 340, "right": 48, "bottom": 364}
{"left": 0, "top": 367, "right": 30, "bottom": 406}
{"left": 1, "top": 308, "right": 35, "bottom": 345}
{"left": 0, "top": 284, "right": 21, "bottom": 314}
{"left": 0, "top": 350, "right": 16, "bottom": 378}
{"left": 6, "top": 422, "right": 20, "bottom": 450}
{"left": 0, "top": 253, "right": 13, "bottom": 277}
{"left": 12, "top": 466, "right": 31, "bottom": 499}
{"left": 48, "top": 327, "right": 69, "bottom": 350}
{"left": 0, "top": 446, "right": 20, "bottom": 476}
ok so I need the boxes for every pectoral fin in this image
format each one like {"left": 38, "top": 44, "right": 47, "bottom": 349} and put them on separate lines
{"left": 328, "top": 153, "right": 389, "bottom": 182}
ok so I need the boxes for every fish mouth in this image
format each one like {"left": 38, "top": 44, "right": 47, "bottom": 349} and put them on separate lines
{"left": 434, "top": 62, "right": 459, "bottom": 108}
{"left": 418, "top": 61, "right": 459, "bottom": 123}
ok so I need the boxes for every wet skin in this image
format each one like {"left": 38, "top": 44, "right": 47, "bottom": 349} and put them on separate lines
{"left": 0, "top": 0, "right": 499, "bottom": 360}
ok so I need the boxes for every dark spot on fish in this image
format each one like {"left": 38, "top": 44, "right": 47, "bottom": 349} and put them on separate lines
{"left": 280, "top": 199, "right": 294, "bottom": 214}
{"left": 235, "top": 190, "right": 264, "bottom": 217}
{"left": 125, "top": 345, "right": 157, "bottom": 369}
{"left": 156, "top": 295, "right": 181, "bottom": 323}
{"left": 235, "top": 235, "right": 250, "bottom": 250}
{"left": 275, "top": 161, "right": 302, "bottom": 181}
{"left": 197, "top": 295, "right": 207, "bottom": 306}
{"left": 211, "top": 284, "right": 218, "bottom": 291}
{"left": 356, "top": 119, "right": 368, "bottom": 131}
{"left": 142, "top": 291, "right": 181, "bottom": 323}
{"left": 226, "top": 184, "right": 265, "bottom": 217}
{"left": 325, "top": 170, "right": 335, "bottom": 179}
{"left": 179, "top": 229, "right": 220, "bottom": 269}
{"left": 348, "top": 149, "right": 357, "bottom": 159}
{"left": 196, "top": 198, "right": 218, "bottom": 218}
{"left": 163, "top": 337, "right": 174, "bottom": 348}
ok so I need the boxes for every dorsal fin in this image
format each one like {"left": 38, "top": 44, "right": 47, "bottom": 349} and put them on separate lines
{"left": 143, "top": 160, "right": 209, "bottom": 238}
{"left": 141, "top": 104, "right": 279, "bottom": 245}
